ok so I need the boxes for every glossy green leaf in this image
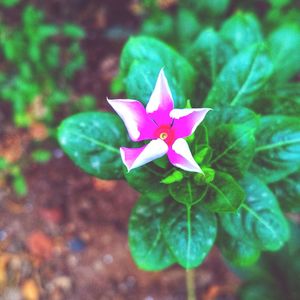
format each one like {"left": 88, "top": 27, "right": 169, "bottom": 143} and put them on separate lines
{"left": 176, "top": 8, "right": 201, "bottom": 49}
{"left": 120, "top": 36, "right": 196, "bottom": 108}
{"left": 206, "top": 107, "right": 259, "bottom": 132}
{"left": 58, "top": 112, "right": 128, "bottom": 180}
{"left": 220, "top": 174, "right": 290, "bottom": 251}
{"left": 204, "top": 171, "right": 245, "bottom": 212}
{"left": 124, "top": 163, "right": 170, "bottom": 202}
{"left": 187, "top": 28, "right": 233, "bottom": 99}
{"left": 204, "top": 44, "right": 273, "bottom": 107}
{"left": 255, "top": 83, "right": 300, "bottom": 116}
{"left": 168, "top": 178, "right": 207, "bottom": 206}
{"left": 162, "top": 201, "right": 217, "bottom": 268}
{"left": 270, "top": 170, "right": 300, "bottom": 212}
{"left": 217, "top": 229, "right": 261, "bottom": 267}
{"left": 252, "top": 116, "right": 300, "bottom": 183}
{"left": 220, "top": 12, "right": 263, "bottom": 52}
{"left": 206, "top": 107, "right": 259, "bottom": 177}
{"left": 268, "top": 25, "right": 300, "bottom": 82}
{"left": 210, "top": 124, "right": 256, "bottom": 177}
{"left": 129, "top": 197, "right": 175, "bottom": 271}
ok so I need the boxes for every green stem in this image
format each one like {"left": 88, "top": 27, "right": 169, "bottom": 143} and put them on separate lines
{"left": 186, "top": 268, "right": 196, "bottom": 300}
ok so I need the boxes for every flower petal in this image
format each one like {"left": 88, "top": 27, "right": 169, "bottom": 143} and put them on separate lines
{"left": 168, "top": 138, "right": 203, "bottom": 173}
{"left": 120, "top": 139, "right": 168, "bottom": 171}
{"left": 107, "top": 99, "right": 157, "bottom": 141}
{"left": 170, "top": 108, "right": 211, "bottom": 138}
{"left": 146, "top": 69, "right": 174, "bottom": 125}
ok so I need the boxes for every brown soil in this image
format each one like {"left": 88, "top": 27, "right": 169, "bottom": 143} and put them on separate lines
{"left": 0, "top": 152, "right": 240, "bottom": 300}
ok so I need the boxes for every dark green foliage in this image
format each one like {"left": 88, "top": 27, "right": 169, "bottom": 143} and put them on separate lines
{"left": 220, "top": 174, "right": 290, "bottom": 251}
{"left": 204, "top": 44, "right": 274, "bottom": 107}
{"left": 58, "top": 0, "right": 300, "bottom": 276}
{"left": 238, "top": 222, "right": 300, "bottom": 300}
{"left": 58, "top": 112, "right": 129, "bottom": 180}
{"left": 129, "top": 197, "right": 176, "bottom": 271}
{"left": 162, "top": 200, "right": 217, "bottom": 269}
{"left": 270, "top": 170, "right": 300, "bottom": 212}
{"left": 252, "top": 116, "right": 300, "bottom": 183}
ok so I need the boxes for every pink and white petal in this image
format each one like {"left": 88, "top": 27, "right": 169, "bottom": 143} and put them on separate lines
{"left": 170, "top": 108, "right": 211, "bottom": 138}
{"left": 107, "top": 99, "right": 157, "bottom": 141}
{"left": 168, "top": 138, "right": 203, "bottom": 173}
{"left": 146, "top": 69, "right": 174, "bottom": 125}
{"left": 120, "top": 139, "right": 168, "bottom": 171}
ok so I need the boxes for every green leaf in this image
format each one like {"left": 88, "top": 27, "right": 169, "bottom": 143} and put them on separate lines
{"left": 120, "top": 36, "right": 196, "bottom": 108}
{"left": 162, "top": 201, "right": 217, "bottom": 268}
{"left": 239, "top": 281, "right": 282, "bottom": 300}
{"left": 183, "top": 0, "right": 230, "bottom": 16}
{"left": 268, "top": 25, "right": 300, "bottom": 82}
{"left": 194, "top": 166, "right": 215, "bottom": 184}
{"left": 256, "top": 83, "right": 300, "bottom": 116}
{"left": 0, "top": 157, "right": 9, "bottom": 170}
{"left": 206, "top": 107, "right": 259, "bottom": 177}
{"left": 31, "top": 149, "right": 52, "bottom": 163}
{"left": 220, "top": 11, "right": 263, "bottom": 52}
{"left": 141, "top": 12, "right": 174, "bottom": 41}
{"left": 204, "top": 171, "right": 245, "bottom": 212}
{"left": 124, "top": 163, "right": 170, "bottom": 202}
{"left": 176, "top": 8, "right": 201, "bottom": 49}
{"left": 0, "top": 0, "right": 20, "bottom": 7}
{"left": 270, "top": 170, "right": 300, "bottom": 212}
{"left": 220, "top": 174, "right": 290, "bottom": 251}
{"left": 58, "top": 112, "right": 128, "bottom": 180}
{"left": 186, "top": 28, "right": 234, "bottom": 99}
{"left": 217, "top": 229, "right": 261, "bottom": 267}
{"left": 161, "top": 170, "right": 183, "bottom": 184}
{"left": 13, "top": 174, "right": 27, "bottom": 197}
{"left": 268, "top": 0, "right": 291, "bottom": 8}
{"left": 204, "top": 44, "right": 273, "bottom": 107}
{"left": 210, "top": 124, "right": 257, "bottom": 177}
{"left": 168, "top": 177, "right": 208, "bottom": 206}
{"left": 206, "top": 106, "right": 259, "bottom": 132}
{"left": 129, "top": 197, "right": 175, "bottom": 271}
{"left": 252, "top": 116, "right": 300, "bottom": 183}
{"left": 62, "top": 24, "right": 85, "bottom": 39}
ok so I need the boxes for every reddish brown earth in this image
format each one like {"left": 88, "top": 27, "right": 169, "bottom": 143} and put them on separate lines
{"left": 0, "top": 150, "right": 240, "bottom": 300}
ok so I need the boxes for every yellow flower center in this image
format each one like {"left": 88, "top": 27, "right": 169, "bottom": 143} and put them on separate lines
{"left": 159, "top": 132, "right": 168, "bottom": 140}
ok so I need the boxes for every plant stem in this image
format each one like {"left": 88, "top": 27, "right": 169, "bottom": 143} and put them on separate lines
{"left": 186, "top": 268, "right": 196, "bottom": 300}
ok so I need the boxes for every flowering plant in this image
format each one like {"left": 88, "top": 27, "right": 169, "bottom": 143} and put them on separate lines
{"left": 58, "top": 4, "right": 300, "bottom": 296}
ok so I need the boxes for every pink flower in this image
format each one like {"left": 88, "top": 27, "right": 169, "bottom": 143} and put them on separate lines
{"left": 107, "top": 69, "right": 211, "bottom": 173}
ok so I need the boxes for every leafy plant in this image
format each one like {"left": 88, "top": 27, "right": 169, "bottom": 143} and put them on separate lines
{"left": 237, "top": 221, "right": 300, "bottom": 300}
{"left": 0, "top": 4, "right": 86, "bottom": 127}
{"left": 57, "top": 0, "right": 299, "bottom": 298}
{"left": 0, "top": 4, "right": 95, "bottom": 197}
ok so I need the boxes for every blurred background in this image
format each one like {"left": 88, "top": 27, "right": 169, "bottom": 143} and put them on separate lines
{"left": 0, "top": 0, "right": 299, "bottom": 299}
